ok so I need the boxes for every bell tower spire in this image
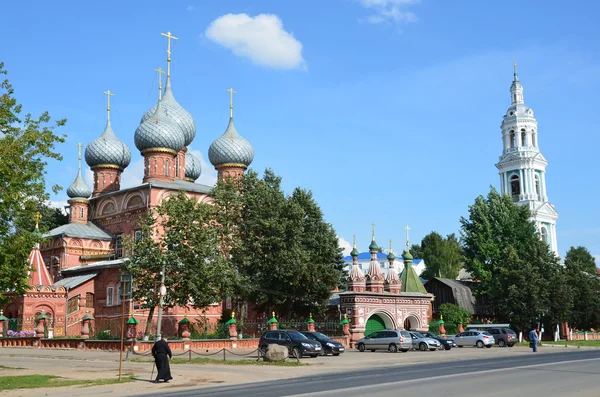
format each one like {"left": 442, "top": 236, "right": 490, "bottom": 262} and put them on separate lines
{"left": 496, "top": 61, "right": 559, "bottom": 254}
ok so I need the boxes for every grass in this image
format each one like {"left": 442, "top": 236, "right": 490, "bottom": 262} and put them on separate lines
{"left": 130, "top": 357, "right": 306, "bottom": 366}
{"left": 0, "top": 374, "right": 134, "bottom": 391}
{"left": 543, "top": 340, "right": 600, "bottom": 347}
{"left": 0, "top": 365, "right": 24, "bottom": 370}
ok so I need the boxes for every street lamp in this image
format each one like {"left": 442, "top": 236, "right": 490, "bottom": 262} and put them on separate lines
{"left": 155, "top": 263, "right": 166, "bottom": 341}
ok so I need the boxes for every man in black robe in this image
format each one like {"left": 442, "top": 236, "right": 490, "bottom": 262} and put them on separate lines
{"left": 151, "top": 337, "right": 173, "bottom": 383}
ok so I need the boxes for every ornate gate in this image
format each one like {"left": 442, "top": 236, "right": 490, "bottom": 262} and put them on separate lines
{"left": 364, "top": 314, "right": 386, "bottom": 336}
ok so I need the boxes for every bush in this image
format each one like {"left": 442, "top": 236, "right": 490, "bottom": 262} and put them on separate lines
{"left": 439, "top": 303, "right": 472, "bottom": 326}
{"left": 90, "top": 329, "right": 120, "bottom": 340}
{"left": 429, "top": 321, "right": 458, "bottom": 335}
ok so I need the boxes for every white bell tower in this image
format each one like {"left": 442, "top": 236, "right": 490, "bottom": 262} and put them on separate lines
{"left": 495, "top": 61, "right": 559, "bottom": 254}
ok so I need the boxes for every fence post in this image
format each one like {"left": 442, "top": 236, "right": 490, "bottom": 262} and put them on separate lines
{"left": 223, "top": 348, "right": 226, "bottom": 361}
{"left": 188, "top": 349, "right": 191, "bottom": 362}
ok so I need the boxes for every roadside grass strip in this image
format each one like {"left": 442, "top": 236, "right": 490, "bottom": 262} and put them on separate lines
{"left": 0, "top": 374, "right": 134, "bottom": 390}
{"left": 130, "top": 357, "right": 306, "bottom": 366}
{"left": 543, "top": 340, "right": 600, "bottom": 347}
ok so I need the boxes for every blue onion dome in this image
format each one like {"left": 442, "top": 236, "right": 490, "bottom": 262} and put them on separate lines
{"left": 134, "top": 100, "right": 185, "bottom": 153}
{"left": 208, "top": 118, "right": 254, "bottom": 167}
{"left": 141, "top": 77, "right": 196, "bottom": 147}
{"left": 184, "top": 151, "right": 202, "bottom": 181}
{"left": 66, "top": 168, "right": 92, "bottom": 199}
{"left": 85, "top": 120, "right": 131, "bottom": 169}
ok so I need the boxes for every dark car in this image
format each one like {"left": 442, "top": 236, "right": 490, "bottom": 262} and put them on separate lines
{"left": 259, "top": 330, "right": 322, "bottom": 358}
{"left": 421, "top": 332, "right": 454, "bottom": 350}
{"left": 301, "top": 331, "right": 345, "bottom": 356}
{"left": 486, "top": 328, "right": 518, "bottom": 347}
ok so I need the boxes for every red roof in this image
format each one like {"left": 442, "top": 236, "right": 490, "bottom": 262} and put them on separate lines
{"left": 27, "top": 245, "right": 53, "bottom": 286}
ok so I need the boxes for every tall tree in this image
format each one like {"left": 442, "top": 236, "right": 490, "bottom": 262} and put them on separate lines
{"left": 419, "top": 232, "right": 463, "bottom": 280}
{"left": 125, "top": 192, "right": 235, "bottom": 336}
{"left": 0, "top": 62, "right": 66, "bottom": 302}
{"left": 212, "top": 169, "right": 343, "bottom": 318}
{"left": 564, "top": 247, "right": 600, "bottom": 330}
{"left": 460, "top": 188, "right": 568, "bottom": 329}
{"left": 565, "top": 246, "right": 597, "bottom": 274}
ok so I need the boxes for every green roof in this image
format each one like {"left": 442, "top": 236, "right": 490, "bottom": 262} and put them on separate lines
{"left": 127, "top": 316, "right": 138, "bottom": 325}
{"left": 400, "top": 260, "right": 427, "bottom": 294}
{"left": 369, "top": 240, "right": 379, "bottom": 251}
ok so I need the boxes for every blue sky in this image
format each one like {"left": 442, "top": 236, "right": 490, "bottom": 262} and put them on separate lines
{"left": 3, "top": 0, "right": 599, "bottom": 261}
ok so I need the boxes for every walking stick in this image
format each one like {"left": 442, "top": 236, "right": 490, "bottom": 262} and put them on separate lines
{"left": 150, "top": 362, "right": 155, "bottom": 381}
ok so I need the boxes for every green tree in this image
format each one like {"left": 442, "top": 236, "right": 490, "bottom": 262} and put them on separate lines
{"left": 125, "top": 192, "right": 236, "bottom": 336}
{"left": 565, "top": 246, "right": 597, "bottom": 274}
{"left": 564, "top": 247, "right": 600, "bottom": 331}
{"left": 212, "top": 169, "right": 343, "bottom": 318}
{"left": 419, "top": 232, "right": 463, "bottom": 280}
{"left": 439, "top": 303, "right": 472, "bottom": 325}
{"left": 460, "top": 188, "right": 568, "bottom": 329}
{"left": 0, "top": 63, "right": 66, "bottom": 302}
{"left": 409, "top": 244, "right": 423, "bottom": 259}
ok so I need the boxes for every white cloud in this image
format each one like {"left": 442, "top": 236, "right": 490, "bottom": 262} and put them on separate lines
{"left": 47, "top": 200, "right": 69, "bottom": 214}
{"left": 189, "top": 149, "right": 218, "bottom": 187}
{"left": 357, "top": 0, "right": 419, "bottom": 25}
{"left": 120, "top": 158, "right": 145, "bottom": 189}
{"left": 205, "top": 13, "right": 306, "bottom": 70}
{"left": 338, "top": 236, "right": 353, "bottom": 257}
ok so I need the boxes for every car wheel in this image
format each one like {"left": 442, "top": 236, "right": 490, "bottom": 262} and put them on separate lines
{"left": 292, "top": 347, "right": 302, "bottom": 358}
{"left": 370, "top": 349, "right": 376, "bottom": 352}
{"left": 332, "top": 353, "right": 341, "bottom": 356}
{"left": 309, "top": 354, "right": 318, "bottom": 358}
{"left": 357, "top": 343, "right": 365, "bottom": 352}
{"left": 485, "top": 344, "right": 492, "bottom": 348}
{"left": 457, "top": 345, "right": 463, "bottom": 348}
{"left": 401, "top": 349, "right": 409, "bottom": 353}
{"left": 476, "top": 341, "right": 484, "bottom": 348}
{"left": 498, "top": 339, "right": 506, "bottom": 347}
{"left": 419, "top": 343, "right": 427, "bottom": 351}
{"left": 507, "top": 344, "right": 515, "bottom": 348}
{"left": 444, "top": 345, "right": 451, "bottom": 351}
{"left": 388, "top": 344, "right": 398, "bottom": 353}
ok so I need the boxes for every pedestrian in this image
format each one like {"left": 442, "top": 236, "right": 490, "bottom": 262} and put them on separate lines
{"left": 151, "top": 336, "right": 173, "bottom": 383}
{"left": 529, "top": 325, "right": 539, "bottom": 353}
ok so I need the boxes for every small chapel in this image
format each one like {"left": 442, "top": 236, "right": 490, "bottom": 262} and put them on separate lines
{"left": 1, "top": 32, "right": 255, "bottom": 337}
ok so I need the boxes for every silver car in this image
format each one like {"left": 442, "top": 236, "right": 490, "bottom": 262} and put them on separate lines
{"left": 409, "top": 331, "right": 442, "bottom": 351}
{"left": 454, "top": 330, "right": 495, "bottom": 348}
{"left": 356, "top": 330, "right": 412, "bottom": 353}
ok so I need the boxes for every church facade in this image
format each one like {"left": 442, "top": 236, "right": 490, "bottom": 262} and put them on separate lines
{"left": 495, "top": 63, "right": 559, "bottom": 253}
{"left": 2, "top": 32, "right": 254, "bottom": 338}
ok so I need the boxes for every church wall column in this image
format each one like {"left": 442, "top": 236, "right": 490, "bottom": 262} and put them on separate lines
{"left": 519, "top": 169, "right": 524, "bottom": 197}
{"left": 504, "top": 172, "right": 509, "bottom": 196}
{"left": 541, "top": 171, "right": 548, "bottom": 201}
{"left": 551, "top": 223, "right": 558, "bottom": 254}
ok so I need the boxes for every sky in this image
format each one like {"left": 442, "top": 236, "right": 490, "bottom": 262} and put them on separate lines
{"left": 2, "top": 0, "right": 599, "bottom": 262}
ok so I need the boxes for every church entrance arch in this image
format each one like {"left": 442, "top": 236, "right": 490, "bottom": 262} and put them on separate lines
{"left": 364, "top": 312, "right": 394, "bottom": 336}
{"left": 404, "top": 314, "right": 420, "bottom": 331}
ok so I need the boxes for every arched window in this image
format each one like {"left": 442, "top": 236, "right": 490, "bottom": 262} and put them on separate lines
{"left": 165, "top": 160, "right": 169, "bottom": 177}
{"left": 80, "top": 208, "right": 84, "bottom": 218}
{"left": 535, "top": 174, "right": 541, "bottom": 198}
{"left": 510, "top": 174, "right": 520, "bottom": 202}
{"left": 175, "top": 156, "right": 180, "bottom": 178}
{"left": 106, "top": 286, "right": 114, "bottom": 306}
{"left": 541, "top": 227, "right": 549, "bottom": 245}
{"left": 509, "top": 131, "right": 515, "bottom": 148}
{"left": 521, "top": 129, "right": 527, "bottom": 146}
{"left": 532, "top": 132, "right": 537, "bottom": 147}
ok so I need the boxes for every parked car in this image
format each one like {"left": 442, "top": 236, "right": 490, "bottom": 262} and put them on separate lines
{"left": 408, "top": 332, "right": 442, "bottom": 351}
{"left": 486, "top": 328, "right": 518, "bottom": 347}
{"left": 259, "top": 330, "right": 322, "bottom": 358}
{"left": 454, "top": 330, "right": 495, "bottom": 348}
{"left": 301, "top": 331, "right": 345, "bottom": 356}
{"left": 421, "top": 331, "right": 454, "bottom": 350}
{"left": 356, "top": 330, "right": 412, "bottom": 353}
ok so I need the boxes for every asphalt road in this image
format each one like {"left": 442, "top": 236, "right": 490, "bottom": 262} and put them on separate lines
{"left": 139, "top": 350, "right": 600, "bottom": 397}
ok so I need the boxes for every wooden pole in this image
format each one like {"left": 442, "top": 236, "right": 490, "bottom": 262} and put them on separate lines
{"left": 118, "top": 288, "right": 126, "bottom": 381}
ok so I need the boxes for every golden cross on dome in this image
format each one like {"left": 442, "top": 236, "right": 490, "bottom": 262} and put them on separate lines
{"left": 352, "top": 234, "right": 356, "bottom": 248}
{"left": 405, "top": 225, "right": 411, "bottom": 249}
{"left": 34, "top": 212, "right": 42, "bottom": 229}
{"left": 76, "top": 143, "right": 83, "bottom": 170}
{"left": 371, "top": 221, "right": 376, "bottom": 240}
{"left": 160, "top": 31, "right": 178, "bottom": 77}
{"left": 513, "top": 57, "right": 517, "bottom": 71}
{"left": 389, "top": 239, "right": 393, "bottom": 253}
{"left": 227, "top": 88, "right": 236, "bottom": 118}
{"left": 103, "top": 90, "right": 114, "bottom": 121}
{"left": 155, "top": 67, "right": 165, "bottom": 100}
